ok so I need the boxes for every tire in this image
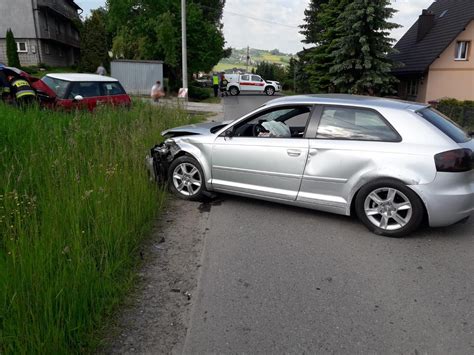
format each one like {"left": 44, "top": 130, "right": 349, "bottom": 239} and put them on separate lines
{"left": 355, "top": 179, "right": 424, "bottom": 238}
{"left": 229, "top": 86, "right": 240, "bottom": 96}
{"left": 168, "top": 156, "right": 207, "bottom": 201}
{"left": 265, "top": 86, "right": 275, "bottom": 96}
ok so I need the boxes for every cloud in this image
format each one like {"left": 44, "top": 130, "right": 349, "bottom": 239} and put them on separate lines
{"left": 76, "top": 0, "right": 436, "bottom": 54}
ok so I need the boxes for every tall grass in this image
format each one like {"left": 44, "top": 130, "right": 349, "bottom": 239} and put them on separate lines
{"left": 0, "top": 102, "right": 200, "bottom": 353}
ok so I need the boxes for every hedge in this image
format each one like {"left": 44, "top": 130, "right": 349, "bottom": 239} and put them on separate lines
{"left": 434, "top": 98, "right": 474, "bottom": 131}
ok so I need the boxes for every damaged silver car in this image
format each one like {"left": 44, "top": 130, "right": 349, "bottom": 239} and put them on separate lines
{"left": 147, "top": 94, "right": 473, "bottom": 237}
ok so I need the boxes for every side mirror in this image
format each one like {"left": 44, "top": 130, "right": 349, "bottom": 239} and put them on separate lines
{"left": 73, "top": 95, "right": 83, "bottom": 102}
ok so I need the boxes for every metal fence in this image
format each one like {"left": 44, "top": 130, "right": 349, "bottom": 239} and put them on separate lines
{"left": 111, "top": 60, "right": 163, "bottom": 96}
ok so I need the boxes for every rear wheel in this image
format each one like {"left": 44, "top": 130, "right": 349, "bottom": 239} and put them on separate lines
{"left": 229, "top": 86, "right": 240, "bottom": 96}
{"left": 355, "top": 179, "right": 424, "bottom": 237}
{"left": 265, "top": 86, "right": 275, "bottom": 96}
{"left": 168, "top": 156, "right": 207, "bottom": 201}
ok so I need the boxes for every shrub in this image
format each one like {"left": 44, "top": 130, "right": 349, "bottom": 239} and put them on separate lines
{"left": 189, "top": 83, "right": 211, "bottom": 100}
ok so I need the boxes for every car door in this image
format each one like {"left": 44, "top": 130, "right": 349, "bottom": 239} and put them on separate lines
{"left": 239, "top": 74, "right": 252, "bottom": 92}
{"left": 211, "top": 105, "right": 314, "bottom": 201}
{"left": 251, "top": 75, "right": 266, "bottom": 93}
{"left": 297, "top": 105, "right": 402, "bottom": 213}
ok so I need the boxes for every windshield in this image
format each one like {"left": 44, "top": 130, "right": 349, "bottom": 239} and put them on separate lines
{"left": 416, "top": 108, "right": 471, "bottom": 143}
{"left": 42, "top": 76, "right": 69, "bottom": 98}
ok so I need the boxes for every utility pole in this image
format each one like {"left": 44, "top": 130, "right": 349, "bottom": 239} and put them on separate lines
{"left": 246, "top": 46, "right": 250, "bottom": 73}
{"left": 181, "top": 0, "right": 188, "bottom": 96}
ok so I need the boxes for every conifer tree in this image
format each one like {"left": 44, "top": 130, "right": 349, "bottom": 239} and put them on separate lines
{"left": 329, "top": 0, "right": 400, "bottom": 95}
{"left": 6, "top": 29, "right": 20, "bottom": 68}
{"left": 303, "top": 0, "right": 349, "bottom": 93}
{"left": 299, "top": 0, "right": 330, "bottom": 45}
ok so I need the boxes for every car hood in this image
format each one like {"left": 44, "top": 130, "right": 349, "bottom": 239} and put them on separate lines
{"left": 162, "top": 120, "right": 233, "bottom": 137}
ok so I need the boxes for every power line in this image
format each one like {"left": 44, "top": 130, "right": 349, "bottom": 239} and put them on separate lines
{"left": 195, "top": 3, "right": 300, "bottom": 29}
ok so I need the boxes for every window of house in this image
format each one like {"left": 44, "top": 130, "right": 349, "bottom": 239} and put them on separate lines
{"left": 44, "top": 43, "right": 50, "bottom": 55}
{"left": 58, "top": 48, "right": 63, "bottom": 57}
{"left": 44, "top": 14, "right": 49, "bottom": 31}
{"left": 316, "top": 106, "right": 401, "bottom": 142}
{"left": 408, "top": 79, "right": 419, "bottom": 97}
{"left": 16, "top": 42, "right": 28, "bottom": 53}
{"left": 455, "top": 41, "right": 469, "bottom": 60}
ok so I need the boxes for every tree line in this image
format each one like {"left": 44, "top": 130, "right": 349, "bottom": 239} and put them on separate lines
{"left": 5, "top": 0, "right": 400, "bottom": 96}
{"left": 79, "top": 0, "right": 230, "bottom": 90}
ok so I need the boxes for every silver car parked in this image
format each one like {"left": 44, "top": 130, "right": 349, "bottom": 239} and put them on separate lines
{"left": 148, "top": 95, "right": 473, "bottom": 237}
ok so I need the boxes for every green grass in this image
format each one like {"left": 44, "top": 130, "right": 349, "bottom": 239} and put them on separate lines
{"left": 0, "top": 102, "right": 201, "bottom": 353}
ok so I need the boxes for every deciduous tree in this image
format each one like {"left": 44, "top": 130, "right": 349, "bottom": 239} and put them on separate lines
{"left": 79, "top": 9, "right": 109, "bottom": 73}
{"left": 107, "top": 0, "right": 228, "bottom": 85}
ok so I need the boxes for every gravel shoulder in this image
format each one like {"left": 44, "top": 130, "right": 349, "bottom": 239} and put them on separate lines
{"left": 103, "top": 197, "right": 213, "bottom": 354}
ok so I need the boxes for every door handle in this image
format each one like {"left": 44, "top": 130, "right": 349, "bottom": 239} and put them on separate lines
{"left": 287, "top": 149, "right": 301, "bottom": 157}
{"left": 309, "top": 148, "right": 318, "bottom": 156}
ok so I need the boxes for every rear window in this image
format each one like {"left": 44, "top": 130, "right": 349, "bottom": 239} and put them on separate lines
{"left": 42, "top": 76, "right": 69, "bottom": 98}
{"left": 416, "top": 108, "right": 471, "bottom": 143}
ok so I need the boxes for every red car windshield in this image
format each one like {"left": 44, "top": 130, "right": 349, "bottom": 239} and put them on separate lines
{"left": 42, "top": 76, "right": 69, "bottom": 98}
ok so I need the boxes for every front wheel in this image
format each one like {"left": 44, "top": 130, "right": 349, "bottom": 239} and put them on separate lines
{"left": 265, "top": 86, "right": 275, "bottom": 96}
{"left": 355, "top": 179, "right": 424, "bottom": 237}
{"left": 229, "top": 86, "right": 240, "bottom": 96}
{"left": 168, "top": 156, "right": 207, "bottom": 201}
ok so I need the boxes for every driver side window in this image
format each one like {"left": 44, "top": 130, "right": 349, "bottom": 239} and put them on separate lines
{"left": 232, "top": 105, "right": 312, "bottom": 138}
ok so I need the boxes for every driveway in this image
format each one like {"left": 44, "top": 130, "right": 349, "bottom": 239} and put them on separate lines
{"left": 182, "top": 94, "right": 474, "bottom": 353}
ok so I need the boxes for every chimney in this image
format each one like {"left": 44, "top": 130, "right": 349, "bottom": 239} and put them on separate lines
{"left": 417, "top": 9, "right": 435, "bottom": 42}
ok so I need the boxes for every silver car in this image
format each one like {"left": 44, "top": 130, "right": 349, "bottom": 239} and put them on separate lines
{"left": 148, "top": 95, "right": 473, "bottom": 237}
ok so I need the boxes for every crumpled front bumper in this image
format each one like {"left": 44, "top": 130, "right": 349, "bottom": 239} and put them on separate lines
{"left": 146, "top": 142, "right": 172, "bottom": 183}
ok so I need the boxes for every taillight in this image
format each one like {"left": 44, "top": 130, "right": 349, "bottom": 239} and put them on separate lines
{"left": 434, "top": 149, "right": 473, "bottom": 172}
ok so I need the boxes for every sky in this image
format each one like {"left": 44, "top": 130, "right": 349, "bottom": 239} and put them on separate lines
{"left": 76, "top": 0, "right": 435, "bottom": 54}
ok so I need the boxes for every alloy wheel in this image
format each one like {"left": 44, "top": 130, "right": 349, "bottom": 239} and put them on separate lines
{"left": 363, "top": 187, "right": 413, "bottom": 231}
{"left": 172, "top": 163, "right": 202, "bottom": 196}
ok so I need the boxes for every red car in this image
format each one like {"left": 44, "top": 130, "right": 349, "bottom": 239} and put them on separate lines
{"left": 32, "top": 73, "right": 131, "bottom": 111}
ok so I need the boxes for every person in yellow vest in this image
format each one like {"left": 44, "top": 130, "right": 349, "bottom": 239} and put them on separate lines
{"left": 9, "top": 75, "right": 37, "bottom": 107}
{"left": 212, "top": 73, "right": 219, "bottom": 97}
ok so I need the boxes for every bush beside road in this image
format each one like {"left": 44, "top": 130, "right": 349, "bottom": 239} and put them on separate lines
{"left": 0, "top": 103, "right": 202, "bottom": 353}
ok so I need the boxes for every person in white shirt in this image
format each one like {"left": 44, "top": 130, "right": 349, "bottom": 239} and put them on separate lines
{"left": 96, "top": 64, "right": 107, "bottom": 76}
{"left": 151, "top": 80, "right": 164, "bottom": 102}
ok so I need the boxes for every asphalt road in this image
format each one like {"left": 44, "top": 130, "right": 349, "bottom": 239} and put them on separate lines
{"left": 183, "top": 94, "right": 474, "bottom": 354}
